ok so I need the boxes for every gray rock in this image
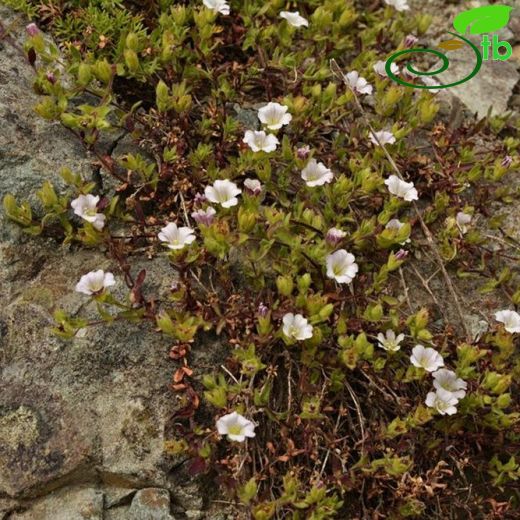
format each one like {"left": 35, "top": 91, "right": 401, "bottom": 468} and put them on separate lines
{"left": 9, "top": 487, "right": 104, "bottom": 520}
{"left": 227, "top": 103, "right": 260, "bottom": 130}
{"left": 0, "top": 5, "right": 183, "bottom": 506}
{"left": 105, "top": 506, "right": 132, "bottom": 520}
{"left": 407, "top": 0, "right": 520, "bottom": 117}
{"left": 0, "top": 7, "right": 92, "bottom": 208}
{"left": 128, "top": 488, "right": 175, "bottom": 520}
{"left": 433, "top": 34, "right": 519, "bottom": 117}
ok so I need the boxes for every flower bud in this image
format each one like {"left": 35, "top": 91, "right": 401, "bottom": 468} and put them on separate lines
{"left": 92, "top": 59, "right": 112, "bottom": 84}
{"left": 125, "top": 32, "right": 139, "bottom": 51}
{"left": 194, "top": 193, "right": 207, "bottom": 205}
{"left": 404, "top": 34, "right": 418, "bottom": 48}
{"left": 238, "top": 207, "right": 256, "bottom": 232}
{"left": 257, "top": 303, "right": 271, "bottom": 336}
{"left": 257, "top": 303, "right": 269, "bottom": 317}
{"left": 326, "top": 227, "right": 346, "bottom": 246}
{"left": 298, "top": 273, "right": 312, "bottom": 292}
{"left": 276, "top": 275, "right": 294, "bottom": 297}
{"left": 77, "top": 63, "right": 92, "bottom": 87}
{"left": 46, "top": 71, "right": 56, "bottom": 84}
{"left": 26, "top": 23, "right": 39, "bottom": 37}
{"left": 395, "top": 249, "right": 408, "bottom": 260}
{"left": 244, "top": 178, "right": 262, "bottom": 196}
{"left": 501, "top": 155, "right": 513, "bottom": 168}
{"left": 124, "top": 49, "right": 139, "bottom": 73}
{"left": 191, "top": 207, "right": 216, "bottom": 226}
{"left": 297, "top": 145, "right": 310, "bottom": 160}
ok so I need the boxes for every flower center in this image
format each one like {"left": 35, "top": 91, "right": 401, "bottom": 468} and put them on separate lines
{"left": 228, "top": 424, "right": 243, "bottom": 435}
{"left": 289, "top": 326, "right": 299, "bottom": 337}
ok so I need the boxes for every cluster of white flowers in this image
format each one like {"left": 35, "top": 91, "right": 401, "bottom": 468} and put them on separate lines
{"left": 344, "top": 71, "right": 373, "bottom": 95}
{"left": 243, "top": 102, "right": 291, "bottom": 153}
{"left": 202, "top": 1, "right": 310, "bottom": 32}
{"left": 426, "top": 369, "right": 467, "bottom": 415}
{"left": 409, "top": 345, "right": 467, "bottom": 415}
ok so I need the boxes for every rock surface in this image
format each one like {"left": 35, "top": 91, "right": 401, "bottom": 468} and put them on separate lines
{"left": 0, "top": 7, "right": 219, "bottom": 519}
{"left": 128, "top": 488, "right": 176, "bottom": 520}
{"left": 410, "top": 0, "right": 520, "bottom": 117}
{"left": 434, "top": 32, "right": 519, "bottom": 117}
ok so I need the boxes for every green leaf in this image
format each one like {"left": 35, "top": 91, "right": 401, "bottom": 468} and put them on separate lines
{"left": 453, "top": 5, "right": 513, "bottom": 35}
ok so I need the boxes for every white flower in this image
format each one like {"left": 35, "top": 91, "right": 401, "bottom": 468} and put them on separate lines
{"left": 384, "top": 175, "right": 418, "bottom": 201}
{"left": 202, "top": 0, "right": 230, "bottom": 15}
{"left": 384, "top": 0, "right": 410, "bottom": 12}
{"left": 377, "top": 330, "right": 405, "bottom": 352}
{"left": 410, "top": 345, "right": 444, "bottom": 372}
{"left": 258, "top": 102, "right": 292, "bottom": 130}
{"left": 325, "top": 227, "right": 347, "bottom": 246}
{"left": 456, "top": 212, "right": 472, "bottom": 234}
{"left": 495, "top": 310, "right": 520, "bottom": 333}
{"left": 158, "top": 223, "right": 196, "bottom": 250}
{"left": 369, "top": 130, "right": 396, "bottom": 146}
{"left": 421, "top": 76, "right": 441, "bottom": 93}
{"left": 242, "top": 130, "right": 279, "bottom": 153}
{"left": 425, "top": 388, "right": 459, "bottom": 415}
{"left": 191, "top": 207, "right": 216, "bottom": 226}
{"left": 282, "top": 313, "right": 313, "bottom": 341}
{"left": 75, "top": 270, "right": 115, "bottom": 295}
{"left": 373, "top": 60, "right": 399, "bottom": 77}
{"left": 244, "top": 178, "right": 262, "bottom": 195}
{"left": 216, "top": 412, "right": 255, "bottom": 442}
{"left": 432, "top": 369, "right": 467, "bottom": 400}
{"left": 326, "top": 249, "right": 359, "bottom": 284}
{"left": 344, "top": 71, "right": 373, "bottom": 95}
{"left": 385, "top": 219, "right": 411, "bottom": 244}
{"left": 301, "top": 159, "right": 334, "bottom": 187}
{"left": 280, "top": 11, "right": 308, "bottom": 28}
{"left": 71, "top": 194, "right": 106, "bottom": 231}
{"left": 204, "top": 179, "right": 241, "bottom": 208}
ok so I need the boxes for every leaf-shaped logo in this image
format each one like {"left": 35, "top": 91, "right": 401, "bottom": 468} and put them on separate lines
{"left": 453, "top": 5, "right": 513, "bottom": 35}
{"left": 438, "top": 39, "right": 466, "bottom": 51}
